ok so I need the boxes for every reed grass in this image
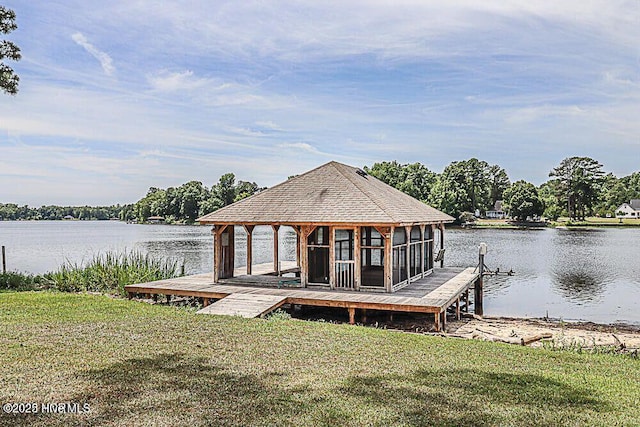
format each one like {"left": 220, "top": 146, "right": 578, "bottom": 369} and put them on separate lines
{"left": 43, "top": 250, "right": 181, "bottom": 295}
{"left": 1, "top": 250, "right": 181, "bottom": 295}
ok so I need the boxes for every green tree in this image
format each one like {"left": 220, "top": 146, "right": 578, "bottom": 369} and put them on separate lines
{"left": 538, "top": 182, "right": 563, "bottom": 220}
{"left": 1, "top": 6, "right": 21, "bottom": 95}
{"left": 488, "top": 165, "right": 510, "bottom": 205}
{"left": 429, "top": 158, "right": 504, "bottom": 218}
{"left": 549, "top": 157, "right": 605, "bottom": 220}
{"left": 234, "top": 180, "right": 262, "bottom": 202}
{"left": 429, "top": 161, "right": 470, "bottom": 218}
{"left": 177, "top": 181, "right": 207, "bottom": 222}
{"left": 364, "top": 161, "right": 436, "bottom": 201}
{"left": 503, "top": 181, "right": 544, "bottom": 220}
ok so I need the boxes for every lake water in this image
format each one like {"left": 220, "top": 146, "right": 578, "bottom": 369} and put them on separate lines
{"left": 1, "top": 221, "right": 639, "bottom": 325}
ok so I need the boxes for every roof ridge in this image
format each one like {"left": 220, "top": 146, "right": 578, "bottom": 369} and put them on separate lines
{"left": 334, "top": 163, "right": 396, "bottom": 222}
{"left": 197, "top": 161, "right": 336, "bottom": 222}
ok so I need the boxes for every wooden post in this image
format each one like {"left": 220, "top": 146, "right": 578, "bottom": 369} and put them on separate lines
{"left": 272, "top": 225, "right": 280, "bottom": 275}
{"left": 420, "top": 225, "right": 426, "bottom": 277}
{"left": 300, "top": 226, "right": 315, "bottom": 287}
{"left": 329, "top": 226, "right": 335, "bottom": 289}
{"left": 439, "top": 224, "right": 445, "bottom": 268}
{"left": 293, "top": 226, "right": 301, "bottom": 268}
{"left": 348, "top": 307, "right": 356, "bottom": 325}
{"left": 384, "top": 227, "right": 393, "bottom": 292}
{"left": 243, "top": 225, "right": 254, "bottom": 275}
{"left": 213, "top": 226, "right": 221, "bottom": 283}
{"left": 212, "top": 225, "right": 228, "bottom": 283}
{"left": 456, "top": 297, "right": 461, "bottom": 320}
{"left": 404, "top": 226, "right": 411, "bottom": 283}
{"left": 203, "top": 298, "right": 210, "bottom": 307}
{"left": 434, "top": 312, "right": 440, "bottom": 331}
{"left": 354, "top": 227, "right": 361, "bottom": 290}
{"left": 475, "top": 245, "right": 485, "bottom": 316}
{"left": 430, "top": 224, "right": 436, "bottom": 270}
{"left": 1, "top": 245, "right": 5, "bottom": 273}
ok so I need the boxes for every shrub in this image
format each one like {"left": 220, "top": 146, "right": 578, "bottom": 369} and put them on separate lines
{"left": 0, "top": 271, "right": 44, "bottom": 291}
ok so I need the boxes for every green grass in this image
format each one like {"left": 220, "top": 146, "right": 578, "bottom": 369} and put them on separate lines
{"left": 554, "top": 217, "right": 640, "bottom": 227}
{"left": 1, "top": 292, "right": 639, "bottom": 426}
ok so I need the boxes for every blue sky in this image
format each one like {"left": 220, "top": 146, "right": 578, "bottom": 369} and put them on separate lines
{"left": 1, "top": 1, "right": 638, "bottom": 205}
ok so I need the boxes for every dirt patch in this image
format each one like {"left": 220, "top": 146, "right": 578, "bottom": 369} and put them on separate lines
{"left": 450, "top": 316, "right": 640, "bottom": 350}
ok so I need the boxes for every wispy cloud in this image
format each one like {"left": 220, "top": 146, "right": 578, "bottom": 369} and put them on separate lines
{"left": 147, "top": 70, "right": 211, "bottom": 92}
{"left": 1, "top": 1, "right": 639, "bottom": 205}
{"left": 71, "top": 32, "right": 115, "bottom": 76}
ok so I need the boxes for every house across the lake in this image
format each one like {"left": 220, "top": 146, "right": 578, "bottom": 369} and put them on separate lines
{"left": 485, "top": 200, "right": 507, "bottom": 219}
{"left": 616, "top": 199, "right": 640, "bottom": 218}
{"left": 197, "top": 161, "right": 454, "bottom": 292}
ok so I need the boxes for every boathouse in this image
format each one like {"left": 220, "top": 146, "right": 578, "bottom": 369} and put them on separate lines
{"left": 197, "top": 161, "right": 454, "bottom": 292}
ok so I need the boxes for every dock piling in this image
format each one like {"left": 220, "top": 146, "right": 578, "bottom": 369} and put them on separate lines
{"left": 474, "top": 243, "right": 486, "bottom": 316}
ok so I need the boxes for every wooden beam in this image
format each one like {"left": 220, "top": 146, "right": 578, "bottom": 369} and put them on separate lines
{"left": 243, "top": 225, "right": 254, "bottom": 275}
{"left": 439, "top": 224, "right": 445, "bottom": 268}
{"left": 404, "top": 226, "right": 411, "bottom": 284}
{"left": 294, "top": 227, "right": 301, "bottom": 267}
{"left": 300, "top": 226, "right": 309, "bottom": 287}
{"left": 272, "top": 225, "right": 280, "bottom": 275}
{"left": 430, "top": 224, "right": 436, "bottom": 270}
{"left": 384, "top": 226, "right": 393, "bottom": 292}
{"left": 420, "top": 225, "right": 426, "bottom": 277}
{"left": 213, "top": 226, "right": 222, "bottom": 283}
{"left": 441, "top": 310, "right": 447, "bottom": 332}
{"left": 329, "top": 226, "right": 335, "bottom": 289}
{"left": 354, "top": 226, "right": 361, "bottom": 291}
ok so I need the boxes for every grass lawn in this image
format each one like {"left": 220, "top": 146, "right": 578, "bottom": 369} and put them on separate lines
{"left": 556, "top": 217, "right": 640, "bottom": 226}
{"left": 1, "top": 292, "right": 639, "bottom": 426}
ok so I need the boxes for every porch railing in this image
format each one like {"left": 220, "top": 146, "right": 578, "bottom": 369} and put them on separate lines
{"left": 335, "top": 260, "right": 355, "bottom": 289}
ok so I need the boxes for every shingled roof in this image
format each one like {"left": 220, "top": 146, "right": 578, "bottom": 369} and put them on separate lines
{"left": 197, "top": 161, "right": 454, "bottom": 225}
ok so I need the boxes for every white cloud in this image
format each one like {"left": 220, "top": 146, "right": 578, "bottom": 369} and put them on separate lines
{"left": 277, "top": 142, "right": 323, "bottom": 155}
{"left": 147, "top": 70, "right": 210, "bottom": 92}
{"left": 71, "top": 32, "right": 115, "bottom": 75}
{"left": 255, "top": 121, "right": 282, "bottom": 131}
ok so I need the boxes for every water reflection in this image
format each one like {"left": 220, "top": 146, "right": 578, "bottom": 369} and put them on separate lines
{"left": 552, "top": 270, "right": 608, "bottom": 304}
{"left": 549, "top": 229, "right": 611, "bottom": 304}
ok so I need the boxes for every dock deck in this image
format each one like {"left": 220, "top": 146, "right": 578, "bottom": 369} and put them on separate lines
{"left": 125, "top": 264, "right": 479, "bottom": 331}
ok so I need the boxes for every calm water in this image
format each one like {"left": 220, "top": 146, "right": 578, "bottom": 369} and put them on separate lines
{"left": 1, "top": 221, "right": 639, "bottom": 325}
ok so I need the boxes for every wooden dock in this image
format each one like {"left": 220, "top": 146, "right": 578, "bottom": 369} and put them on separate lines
{"left": 125, "top": 265, "right": 479, "bottom": 331}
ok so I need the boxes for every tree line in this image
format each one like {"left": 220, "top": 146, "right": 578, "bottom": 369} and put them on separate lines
{"left": 127, "top": 173, "right": 264, "bottom": 223}
{"left": 366, "top": 157, "right": 640, "bottom": 221}
{"left": 0, "top": 204, "right": 128, "bottom": 221}
{"left": 3, "top": 157, "right": 639, "bottom": 223}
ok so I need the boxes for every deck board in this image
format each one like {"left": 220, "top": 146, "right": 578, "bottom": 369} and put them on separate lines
{"left": 125, "top": 266, "right": 480, "bottom": 331}
{"left": 197, "top": 294, "right": 287, "bottom": 318}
